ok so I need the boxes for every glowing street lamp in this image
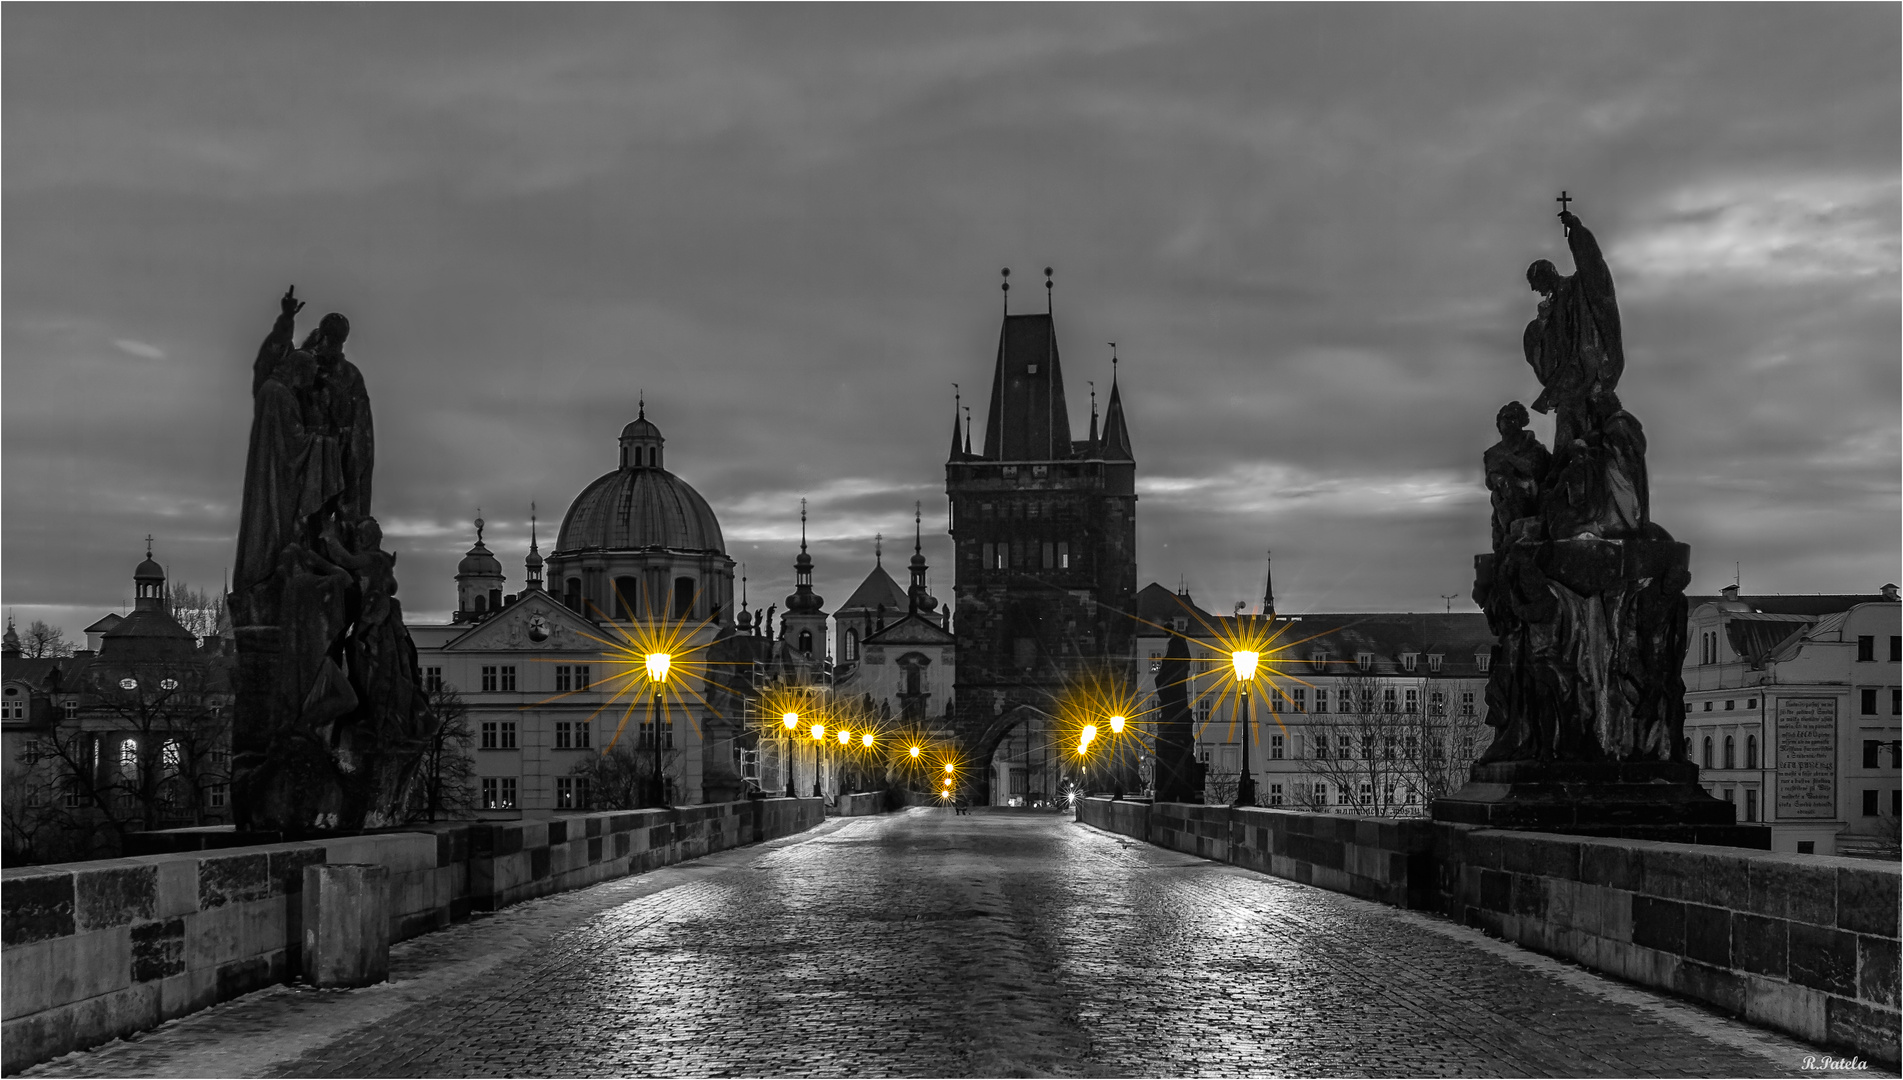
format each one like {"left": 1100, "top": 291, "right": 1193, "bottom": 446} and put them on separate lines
{"left": 1230, "top": 649, "right": 1260, "bottom": 807}
{"left": 909, "top": 745, "right": 921, "bottom": 759}
{"left": 645, "top": 652, "right": 673, "bottom": 808}
{"left": 1108, "top": 714, "right": 1128, "bottom": 800}
{"left": 1108, "top": 715, "right": 1126, "bottom": 734}
{"left": 781, "top": 712, "right": 800, "bottom": 797}
{"left": 810, "top": 722, "right": 826, "bottom": 798}
{"left": 861, "top": 732, "right": 874, "bottom": 748}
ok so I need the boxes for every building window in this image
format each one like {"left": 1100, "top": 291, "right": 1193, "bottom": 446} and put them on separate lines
{"left": 1797, "top": 841, "right": 1815, "bottom": 854}
{"left": 1358, "top": 688, "right": 1375, "bottom": 714}
{"left": 639, "top": 717, "right": 675, "bottom": 750}
{"left": 1359, "top": 782, "right": 1373, "bottom": 806}
{"left": 1724, "top": 699, "right": 1735, "bottom": 711}
{"left": 1382, "top": 688, "right": 1397, "bottom": 713}
{"left": 557, "top": 722, "right": 573, "bottom": 750}
{"left": 1704, "top": 701, "right": 1714, "bottom": 712}
{"left": 844, "top": 630, "right": 859, "bottom": 662}
{"left": 1, "top": 690, "right": 22, "bottom": 722}
{"left": 1862, "top": 789, "right": 1879, "bottom": 817}
{"left": 1338, "top": 786, "right": 1353, "bottom": 806}
{"left": 1721, "top": 788, "right": 1735, "bottom": 804}
{"left": 1863, "top": 740, "right": 1885, "bottom": 769}
{"left": 1057, "top": 542, "right": 1071, "bottom": 569}
{"left": 1746, "top": 734, "right": 1758, "bottom": 769}
{"left": 1459, "top": 691, "right": 1476, "bottom": 717}
{"left": 1041, "top": 542, "right": 1055, "bottom": 570}
{"left": 1427, "top": 654, "right": 1443, "bottom": 673}
{"left": 1401, "top": 653, "right": 1417, "bottom": 672}
{"left": 1861, "top": 688, "right": 1878, "bottom": 716}
{"left": 425, "top": 667, "right": 444, "bottom": 693}
{"left": 1475, "top": 653, "right": 1491, "bottom": 673}
{"left": 1723, "top": 736, "right": 1735, "bottom": 770}
{"left": 1702, "top": 736, "right": 1713, "bottom": 768}
{"left": 1360, "top": 735, "right": 1375, "bottom": 760}
{"left": 1747, "top": 698, "right": 1757, "bottom": 709}
{"left": 1384, "top": 736, "right": 1397, "bottom": 760}
{"left": 1269, "top": 783, "right": 1284, "bottom": 806}
{"left": 481, "top": 722, "right": 497, "bottom": 749}
{"left": 1891, "top": 636, "right": 1901, "bottom": 662}
{"left": 1194, "top": 699, "right": 1211, "bottom": 724}
{"left": 1893, "top": 689, "right": 1901, "bottom": 717}
{"left": 62, "top": 699, "right": 78, "bottom": 720}
{"left": 1314, "top": 735, "right": 1328, "bottom": 760}
{"left": 557, "top": 666, "right": 572, "bottom": 692}
{"left": 481, "top": 777, "right": 517, "bottom": 810}
{"left": 1744, "top": 789, "right": 1757, "bottom": 822}
{"left": 1857, "top": 636, "right": 1875, "bottom": 662}
{"left": 1291, "top": 688, "right": 1306, "bottom": 712}
{"left": 1430, "top": 690, "right": 1445, "bottom": 715}
{"left": 1270, "top": 734, "right": 1284, "bottom": 760}
{"left": 208, "top": 784, "right": 227, "bottom": 809}
{"left": 1313, "top": 689, "right": 1328, "bottom": 714}
{"left": 481, "top": 722, "right": 517, "bottom": 750}
{"left": 1269, "top": 689, "right": 1284, "bottom": 714}
{"left": 557, "top": 777, "right": 579, "bottom": 810}
{"left": 1314, "top": 783, "right": 1327, "bottom": 805}
{"left": 481, "top": 666, "right": 497, "bottom": 692}
{"left": 500, "top": 666, "right": 517, "bottom": 692}
{"left": 1404, "top": 688, "right": 1418, "bottom": 714}
{"left": 1356, "top": 652, "right": 1373, "bottom": 671}
{"left": 1337, "top": 735, "right": 1353, "bottom": 760}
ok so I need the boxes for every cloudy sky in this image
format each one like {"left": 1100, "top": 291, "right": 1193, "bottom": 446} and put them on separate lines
{"left": 5, "top": 5, "right": 1897, "bottom": 642}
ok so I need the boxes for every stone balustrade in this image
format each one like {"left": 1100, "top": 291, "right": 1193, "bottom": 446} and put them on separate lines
{"left": 1, "top": 796, "right": 826, "bottom": 1073}
{"left": 1078, "top": 797, "right": 1898, "bottom": 1066}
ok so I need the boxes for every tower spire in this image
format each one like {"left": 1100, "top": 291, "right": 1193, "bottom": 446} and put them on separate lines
{"left": 1262, "top": 549, "right": 1276, "bottom": 617}
{"left": 1045, "top": 266, "right": 1053, "bottom": 314}
{"left": 1001, "top": 267, "right": 1010, "bottom": 313}
{"left": 524, "top": 502, "right": 544, "bottom": 591}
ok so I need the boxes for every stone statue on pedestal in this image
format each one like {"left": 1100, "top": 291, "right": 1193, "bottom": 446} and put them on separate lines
{"left": 1439, "top": 203, "right": 1751, "bottom": 843}
{"left": 229, "top": 287, "right": 434, "bottom": 833}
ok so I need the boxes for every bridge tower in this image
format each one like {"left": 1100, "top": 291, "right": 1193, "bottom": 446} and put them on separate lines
{"left": 945, "top": 278, "right": 1137, "bottom": 803}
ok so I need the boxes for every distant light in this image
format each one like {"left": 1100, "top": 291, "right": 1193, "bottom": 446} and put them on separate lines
{"left": 646, "top": 653, "right": 672, "bottom": 682}
{"left": 782, "top": 712, "right": 799, "bottom": 729}
{"left": 811, "top": 724, "right": 825, "bottom": 741}
{"left": 1231, "top": 651, "right": 1260, "bottom": 681}
{"left": 909, "top": 746, "right": 921, "bottom": 759}
{"left": 943, "top": 763, "right": 954, "bottom": 774}
{"left": 1081, "top": 724, "right": 1098, "bottom": 746}
{"left": 861, "top": 732, "right": 874, "bottom": 748}
{"left": 1109, "top": 715, "right": 1126, "bottom": 734}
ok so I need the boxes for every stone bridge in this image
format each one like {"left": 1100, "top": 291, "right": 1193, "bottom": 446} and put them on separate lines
{"left": 6, "top": 803, "right": 1895, "bottom": 1078}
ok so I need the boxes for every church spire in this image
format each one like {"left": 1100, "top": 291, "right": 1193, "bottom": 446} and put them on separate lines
{"left": 524, "top": 503, "right": 544, "bottom": 592}
{"left": 1100, "top": 355, "right": 1134, "bottom": 462}
{"left": 907, "top": 501, "right": 937, "bottom": 618}
{"left": 786, "top": 499, "right": 823, "bottom": 614}
{"left": 981, "top": 267, "right": 1072, "bottom": 461}
{"left": 948, "top": 384, "right": 965, "bottom": 462}
{"left": 1262, "top": 549, "right": 1276, "bottom": 617}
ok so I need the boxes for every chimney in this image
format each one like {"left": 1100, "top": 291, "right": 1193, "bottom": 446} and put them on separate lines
{"left": 1882, "top": 583, "right": 1899, "bottom": 602}
{"left": 1720, "top": 584, "right": 1740, "bottom": 601}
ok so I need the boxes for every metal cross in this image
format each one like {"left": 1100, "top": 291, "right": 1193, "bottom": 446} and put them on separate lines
{"left": 1555, "top": 190, "right": 1573, "bottom": 214}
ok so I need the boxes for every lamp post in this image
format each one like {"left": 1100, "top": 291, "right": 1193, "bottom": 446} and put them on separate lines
{"left": 810, "top": 723, "right": 826, "bottom": 798}
{"left": 781, "top": 712, "right": 800, "bottom": 798}
{"left": 1108, "top": 714, "right": 1127, "bottom": 799}
{"left": 645, "top": 652, "right": 672, "bottom": 808}
{"left": 1231, "top": 650, "right": 1259, "bottom": 807}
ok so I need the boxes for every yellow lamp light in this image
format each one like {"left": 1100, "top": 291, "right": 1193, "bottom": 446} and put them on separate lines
{"left": 861, "top": 732, "right": 874, "bottom": 748}
{"left": 1231, "top": 650, "right": 1260, "bottom": 681}
{"left": 1109, "top": 715, "right": 1126, "bottom": 734}
{"left": 646, "top": 652, "right": 672, "bottom": 682}
{"left": 909, "top": 746, "right": 921, "bottom": 759}
{"left": 811, "top": 724, "right": 825, "bottom": 741}
{"left": 943, "top": 763, "right": 954, "bottom": 774}
{"left": 838, "top": 729, "right": 851, "bottom": 745}
{"left": 782, "top": 712, "right": 799, "bottom": 730}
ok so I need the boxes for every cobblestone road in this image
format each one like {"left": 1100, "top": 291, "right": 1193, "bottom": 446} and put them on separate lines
{"left": 25, "top": 809, "right": 1881, "bottom": 1078}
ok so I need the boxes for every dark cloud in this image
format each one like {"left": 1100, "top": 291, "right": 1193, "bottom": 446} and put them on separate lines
{"left": 5, "top": 6, "right": 1897, "bottom": 640}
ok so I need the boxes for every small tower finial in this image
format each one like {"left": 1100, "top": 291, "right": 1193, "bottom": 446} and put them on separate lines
{"left": 145, "top": 534, "right": 154, "bottom": 559}
{"left": 1045, "top": 266, "right": 1053, "bottom": 314}
{"left": 1001, "top": 267, "right": 1010, "bottom": 313}
{"left": 962, "top": 405, "right": 972, "bottom": 454}
{"left": 741, "top": 563, "right": 749, "bottom": 611}
{"left": 529, "top": 502, "right": 538, "bottom": 548}
{"left": 914, "top": 501, "right": 923, "bottom": 555}
{"left": 875, "top": 532, "right": 883, "bottom": 565}
{"left": 638, "top": 391, "right": 645, "bottom": 420}
{"left": 1262, "top": 549, "right": 1276, "bottom": 618}
{"left": 474, "top": 511, "right": 484, "bottom": 544}
{"left": 799, "top": 497, "right": 808, "bottom": 552}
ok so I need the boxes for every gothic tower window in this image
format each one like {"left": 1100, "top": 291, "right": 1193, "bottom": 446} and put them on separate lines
{"left": 798, "top": 629, "right": 813, "bottom": 658}
{"left": 845, "top": 628, "right": 859, "bottom": 662}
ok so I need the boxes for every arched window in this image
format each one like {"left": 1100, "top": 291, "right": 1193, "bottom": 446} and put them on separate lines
{"left": 649, "top": 447, "right": 658, "bottom": 467}
{"left": 565, "top": 579, "right": 583, "bottom": 612}
{"left": 1702, "top": 736, "right": 1713, "bottom": 768}
{"left": 613, "top": 576, "right": 640, "bottom": 621}
{"left": 797, "top": 629, "right": 813, "bottom": 658}
{"left": 1723, "top": 735, "right": 1735, "bottom": 770}
{"left": 673, "top": 577, "right": 695, "bottom": 620}
{"left": 844, "top": 629, "right": 859, "bottom": 662}
{"left": 1746, "top": 734, "right": 1758, "bottom": 769}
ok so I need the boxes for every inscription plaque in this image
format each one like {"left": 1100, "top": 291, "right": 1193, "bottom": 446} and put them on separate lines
{"left": 1775, "top": 696, "right": 1837, "bottom": 820}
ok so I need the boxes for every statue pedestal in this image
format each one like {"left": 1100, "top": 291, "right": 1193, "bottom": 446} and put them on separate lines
{"left": 1433, "top": 760, "right": 1770, "bottom": 847}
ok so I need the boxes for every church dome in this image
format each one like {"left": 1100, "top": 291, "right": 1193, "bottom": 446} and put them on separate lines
{"left": 558, "top": 415, "right": 724, "bottom": 554}
{"left": 134, "top": 555, "right": 165, "bottom": 583}
{"left": 559, "top": 470, "right": 725, "bottom": 553}
{"left": 458, "top": 540, "right": 502, "bottom": 577}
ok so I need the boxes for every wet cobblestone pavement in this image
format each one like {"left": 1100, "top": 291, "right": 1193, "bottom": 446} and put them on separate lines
{"left": 24, "top": 809, "right": 1882, "bottom": 1078}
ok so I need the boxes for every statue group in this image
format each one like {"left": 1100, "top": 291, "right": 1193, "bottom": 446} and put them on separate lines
{"left": 1472, "top": 207, "right": 1692, "bottom": 770}
{"left": 228, "top": 288, "right": 435, "bottom": 833}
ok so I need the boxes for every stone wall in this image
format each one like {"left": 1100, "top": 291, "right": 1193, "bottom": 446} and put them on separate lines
{"left": 1, "top": 796, "right": 825, "bottom": 1073}
{"left": 1078, "top": 798, "right": 1898, "bottom": 1065}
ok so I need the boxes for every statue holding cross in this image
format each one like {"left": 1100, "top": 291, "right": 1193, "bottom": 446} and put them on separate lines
{"left": 1522, "top": 195, "right": 1624, "bottom": 451}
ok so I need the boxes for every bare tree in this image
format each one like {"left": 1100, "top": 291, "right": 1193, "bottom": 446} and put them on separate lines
{"left": 22, "top": 620, "right": 71, "bottom": 659}
{"left": 169, "top": 582, "right": 227, "bottom": 645}
{"left": 8, "top": 662, "right": 231, "bottom": 861}
{"left": 567, "top": 742, "right": 684, "bottom": 810}
{"left": 402, "top": 687, "right": 477, "bottom": 823}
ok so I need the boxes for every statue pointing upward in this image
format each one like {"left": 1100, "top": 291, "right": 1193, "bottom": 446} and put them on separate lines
{"left": 1524, "top": 203, "right": 1624, "bottom": 449}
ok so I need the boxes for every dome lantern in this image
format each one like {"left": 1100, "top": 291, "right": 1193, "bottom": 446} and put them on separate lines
{"left": 619, "top": 396, "right": 665, "bottom": 471}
